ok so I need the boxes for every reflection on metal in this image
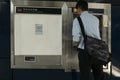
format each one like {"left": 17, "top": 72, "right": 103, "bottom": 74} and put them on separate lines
{"left": 11, "top": 0, "right": 111, "bottom": 72}
{"left": 104, "top": 63, "right": 120, "bottom": 77}
{"left": 103, "top": 15, "right": 108, "bottom": 27}
{"left": 112, "top": 66, "right": 120, "bottom": 77}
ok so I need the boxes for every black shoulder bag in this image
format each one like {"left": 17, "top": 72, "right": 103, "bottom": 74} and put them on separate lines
{"left": 77, "top": 17, "right": 111, "bottom": 65}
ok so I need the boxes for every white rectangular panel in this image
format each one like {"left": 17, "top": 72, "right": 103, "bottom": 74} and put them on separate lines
{"left": 14, "top": 14, "right": 62, "bottom": 55}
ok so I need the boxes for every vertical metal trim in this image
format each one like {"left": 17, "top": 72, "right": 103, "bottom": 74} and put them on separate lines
{"left": 108, "top": 4, "right": 111, "bottom": 52}
{"left": 62, "top": 2, "right": 69, "bottom": 71}
{"left": 11, "top": 1, "right": 15, "bottom": 68}
{"left": 62, "top": 2, "right": 66, "bottom": 70}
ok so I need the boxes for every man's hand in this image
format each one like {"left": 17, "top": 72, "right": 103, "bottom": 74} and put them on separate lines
{"left": 73, "top": 41, "right": 79, "bottom": 47}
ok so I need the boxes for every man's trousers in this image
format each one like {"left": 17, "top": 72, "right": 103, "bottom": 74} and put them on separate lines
{"left": 78, "top": 49, "right": 104, "bottom": 80}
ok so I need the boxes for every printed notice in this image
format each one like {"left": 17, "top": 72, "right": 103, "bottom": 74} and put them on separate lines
{"left": 35, "top": 24, "right": 43, "bottom": 35}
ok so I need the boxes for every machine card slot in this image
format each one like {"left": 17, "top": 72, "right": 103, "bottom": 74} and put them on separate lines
{"left": 24, "top": 56, "right": 36, "bottom": 62}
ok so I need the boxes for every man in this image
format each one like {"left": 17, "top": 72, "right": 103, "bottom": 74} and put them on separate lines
{"left": 72, "top": 0, "right": 104, "bottom": 80}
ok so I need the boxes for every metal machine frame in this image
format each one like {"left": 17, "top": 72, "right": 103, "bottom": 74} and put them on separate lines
{"left": 11, "top": 0, "right": 111, "bottom": 72}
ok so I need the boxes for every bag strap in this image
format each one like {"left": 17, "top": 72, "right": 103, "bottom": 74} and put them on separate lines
{"left": 77, "top": 17, "right": 87, "bottom": 43}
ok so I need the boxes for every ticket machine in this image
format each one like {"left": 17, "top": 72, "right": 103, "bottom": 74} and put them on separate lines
{"left": 11, "top": 0, "right": 111, "bottom": 72}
